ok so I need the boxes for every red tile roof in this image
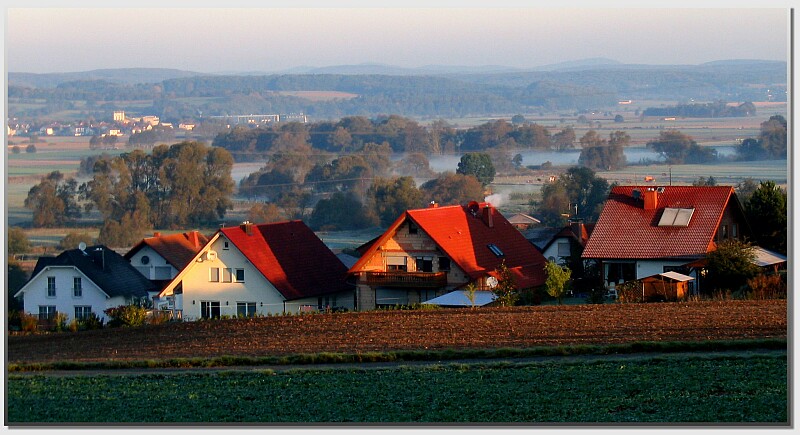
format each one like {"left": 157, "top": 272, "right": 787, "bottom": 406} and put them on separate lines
{"left": 582, "top": 186, "right": 736, "bottom": 260}
{"left": 125, "top": 231, "right": 209, "bottom": 270}
{"left": 221, "top": 221, "right": 351, "bottom": 300}
{"left": 349, "top": 203, "right": 547, "bottom": 289}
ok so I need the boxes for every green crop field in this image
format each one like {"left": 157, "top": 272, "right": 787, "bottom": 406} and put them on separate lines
{"left": 6, "top": 353, "right": 787, "bottom": 424}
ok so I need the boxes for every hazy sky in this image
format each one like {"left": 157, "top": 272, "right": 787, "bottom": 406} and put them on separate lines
{"left": 5, "top": 5, "right": 791, "bottom": 74}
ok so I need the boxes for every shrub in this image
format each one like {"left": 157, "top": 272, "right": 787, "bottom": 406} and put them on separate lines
{"left": 79, "top": 313, "right": 104, "bottom": 330}
{"left": 53, "top": 312, "right": 69, "bottom": 332}
{"left": 746, "top": 274, "right": 787, "bottom": 300}
{"left": 20, "top": 312, "right": 38, "bottom": 332}
{"left": 586, "top": 287, "right": 606, "bottom": 304}
{"left": 105, "top": 305, "right": 148, "bottom": 327}
{"left": 147, "top": 310, "right": 171, "bottom": 325}
{"left": 68, "top": 319, "right": 79, "bottom": 333}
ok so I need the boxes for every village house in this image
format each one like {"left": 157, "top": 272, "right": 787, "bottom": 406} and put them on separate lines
{"left": 348, "top": 201, "right": 548, "bottom": 310}
{"left": 124, "top": 230, "right": 209, "bottom": 298}
{"left": 155, "top": 220, "right": 352, "bottom": 320}
{"left": 14, "top": 245, "right": 155, "bottom": 324}
{"left": 582, "top": 185, "right": 752, "bottom": 296}
{"left": 540, "top": 221, "right": 594, "bottom": 265}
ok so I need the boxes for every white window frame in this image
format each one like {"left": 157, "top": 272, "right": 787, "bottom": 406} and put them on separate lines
{"left": 73, "top": 277, "right": 82, "bottom": 297}
{"left": 39, "top": 305, "right": 56, "bottom": 320}
{"left": 47, "top": 276, "right": 56, "bottom": 297}
{"left": 235, "top": 268, "right": 245, "bottom": 282}
{"left": 74, "top": 306, "right": 92, "bottom": 320}
{"left": 209, "top": 267, "right": 220, "bottom": 282}
{"left": 222, "top": 268, "right": 233, "bottom": 283}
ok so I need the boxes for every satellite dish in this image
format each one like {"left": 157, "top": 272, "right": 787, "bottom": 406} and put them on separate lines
{"left": 206, "top": 250, "right": 217, "bottom": 261}
{"left": 467, "top": 201, "right": 480, "bottom": 217}
{"left": 486, "top": 276, "right": 499, "bottom": 289}
{"left": 78, "top": 242, "right": 87, "bottom": 251}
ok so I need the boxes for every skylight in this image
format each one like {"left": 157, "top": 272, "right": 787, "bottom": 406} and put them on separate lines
{"left": 657, "top": 208, "right": 695, "bottom": 227}
{"left": 487, "top": 244, "right": 504, "bottom": 257}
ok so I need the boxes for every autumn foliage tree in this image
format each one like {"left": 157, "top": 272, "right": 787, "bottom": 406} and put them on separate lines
{"left": 24, "top": 171, "right": 81, "bottom": 227}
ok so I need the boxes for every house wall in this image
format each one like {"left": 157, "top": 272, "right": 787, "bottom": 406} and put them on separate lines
{"left": 167, "top": 235, "right": 286, "bottom": 320}
{"left": 127, "top": 246, "right": 179, "bottom": 280}
{"left": 285, "top": 290, "right": 356, "bottom": 313}
{"left": 353, "top": 220, "right": 472, "bottom": 310}
{"left": 542, "top": 237, "right": 572, "bottom": 264}
{"left": 17, "top": 266, "right": 128, "bottom": 323}
{"left": 715, "top": 202, "right": 748, "bottom": 242}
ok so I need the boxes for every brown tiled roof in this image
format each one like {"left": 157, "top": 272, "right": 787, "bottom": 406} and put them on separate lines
{"left": 125, "top": 231, "right": 209, "bottom": 270}
{"left": 349, "top": 203, "right": 547, "bottom": 289}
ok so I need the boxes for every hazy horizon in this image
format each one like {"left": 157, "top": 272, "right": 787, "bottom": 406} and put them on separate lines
{"left": 6, "top": 7, "right": 790, "bottom": 75}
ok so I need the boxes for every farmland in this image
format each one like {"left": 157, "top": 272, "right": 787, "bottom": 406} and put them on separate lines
{"left": 5, "top": 300, "right": 788, "bottom": 424}
{"left": 8, "top": 301, "right": 786, "bottom": 364}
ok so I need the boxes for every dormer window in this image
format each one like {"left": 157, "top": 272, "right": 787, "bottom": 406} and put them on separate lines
{"left": 408, "top": 221, "right": 418, "bottom": 235}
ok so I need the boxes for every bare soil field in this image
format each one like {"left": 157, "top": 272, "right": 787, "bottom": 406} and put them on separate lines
{"left": 8, "top": 300, "right": 786, "bottom": 364}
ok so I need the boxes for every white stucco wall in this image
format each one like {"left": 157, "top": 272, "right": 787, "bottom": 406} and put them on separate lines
{"left": 164, "top": 235, "right": 287, "bottom": 320}
{"left": 127, "top": 246, "right": 179, "bottom": 280}
{"left": 542, "top": 237, "right": 572, "bottom": 264}
{"left": 16, "top": 266, "right": 127, "bottom": 323}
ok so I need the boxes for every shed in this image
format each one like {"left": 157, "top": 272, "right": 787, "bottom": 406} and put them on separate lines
{"left": 638, "top": 271, "right": 695, "bottom": 301}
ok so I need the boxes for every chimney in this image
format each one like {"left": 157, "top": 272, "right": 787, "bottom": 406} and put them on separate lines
{"left": 153, "top": 231, "right": 161, "bottom": 238}
{"left": 428, "top": 201, "right": 438, "bottom": 208}
{"left": 189, "top": 231, "right": 200, "bottom": 248}
{"left": 240, "top": 221, "right": 253, "bottom": 236}
{"left": 643, "top": 188, "right": 659, "bottom": 210}
{"left": 570, "top": 221, "right": 584, "bottom": 240}
{"left": 482, "top": 204, "right": 494, "bottom": 228}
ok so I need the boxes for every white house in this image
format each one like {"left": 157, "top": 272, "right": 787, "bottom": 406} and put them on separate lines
{"left": 14, "top": 245, "right": 155, "bottom": 323}
{"left": 124, "top": 230, "right": 209, "bottom": 299}
{"left": 155, "top": 221, "right": 353, "bottom": 320}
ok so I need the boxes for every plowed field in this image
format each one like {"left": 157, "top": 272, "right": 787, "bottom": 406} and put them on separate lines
{"left": 8, "top": 300, "right": 786, "bottom": 364}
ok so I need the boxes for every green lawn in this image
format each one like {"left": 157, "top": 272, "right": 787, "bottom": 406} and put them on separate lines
{"left": 7, "top": 353, "right": 787, "bottom": 424}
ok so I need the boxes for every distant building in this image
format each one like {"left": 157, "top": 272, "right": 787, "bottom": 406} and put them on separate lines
{"left": 113, "top": 111, "right": 126, "bottom": 122}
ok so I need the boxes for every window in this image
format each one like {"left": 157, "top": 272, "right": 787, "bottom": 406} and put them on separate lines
{"left": 438, "top": 257, "right": 451, "bottom": 272}
{"left": 487, "top": 244, "right": 504, "bottom": 257}
{"left": 223, "top": 241, "right": 230, "bottom": 250}
{"left": 408, "top": 221, "right": 418, "bottom": 234}
{"left": 731, "top": 223, "right": 739, "bottom": 239}
{"left": 318, "top": 295, "right": 337, "bottom": 310}
{"left": 47, "top": 277, "right": 56, "bottom": 297}
{"left": 557, "top": 242, "right": 570, "bottom": 257}
{"left": 209, "top": 267, "right": 220, "bottom": 282}
{"left": 236, "top": 302, "right": 257, "bottom": 317}
{"left": 720, "top": 224, "right": 729, "bottom": 240}
{"left": 415, "top": 257, "right": 433, "bottom": 273}
{"left": 222, "top": 268, "right": 233, "bottom": 283}
{"left": 200, "top": 301, "right": 221, "bottom": 319}
{"left": 73, "top": 277, "right": 82, "bottom": 297}
{"left": 387, "top": 256, "right": 407, "bottom": 272}
{"left": 657, "top": 208, "right": 695, "bottom": 227}
{"left": 74, "top": 306, "right": 92, "bottom": 320}
{"left": 154, "top": 267, "right": 172, "bottom": 280}
{"left": 38, "top": 305, "right": 56, "bottom": 320}
{"left": 141, "top": 255, "right": 150, "bottom": 265}
{"left": 235, "top": 269, "right": 245, "bottom": 282}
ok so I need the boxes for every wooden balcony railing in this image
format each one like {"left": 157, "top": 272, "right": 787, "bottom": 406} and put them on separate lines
{"left": 363, "top": 271, "right": 447, "bottom": 288}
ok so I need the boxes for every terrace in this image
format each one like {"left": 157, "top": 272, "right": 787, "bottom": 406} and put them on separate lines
{"left": 363, "top": 271, "right": 447, "bottom": 288}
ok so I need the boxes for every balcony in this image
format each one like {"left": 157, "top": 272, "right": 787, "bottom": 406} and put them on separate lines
{"left": 363, "top": 271, "right": 447, "bottom": 288}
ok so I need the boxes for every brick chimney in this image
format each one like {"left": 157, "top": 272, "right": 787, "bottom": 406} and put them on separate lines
{"left": 428, "top": 201, "right": 438, "bottom": 208}
{"left": 153, "top": 231, "right": 161, "bottom": 238}
{"left": 240, "top": 221, "right": 253, "bottom": 236}
{"left": 643, "top": 188, "right": 659, "bottom": 210}
{"left": 482, "top": 204, "right": 494, "bottom": 228}
{"left": 570, "top": 221, "right": 584, "bottom": 240}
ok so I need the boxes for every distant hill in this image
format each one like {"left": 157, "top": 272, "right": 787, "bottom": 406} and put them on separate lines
{"left": 533, "top": 57, "right": 623, "bottom": 71}
{"left": 9, "top": 68, "right": 209, "bottom": 88}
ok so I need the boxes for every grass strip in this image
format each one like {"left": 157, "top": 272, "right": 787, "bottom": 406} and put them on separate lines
{"left": 7, "top": 338, "right": 786, "bottom": 372}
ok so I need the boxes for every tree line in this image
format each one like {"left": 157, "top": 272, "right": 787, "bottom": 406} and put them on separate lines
{"left": 212, "top": 116, "right": 578, "bottom": 161}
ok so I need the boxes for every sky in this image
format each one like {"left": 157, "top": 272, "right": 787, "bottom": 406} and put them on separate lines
{"left": 4, "top": 4, "right": 791, "bottom": 74}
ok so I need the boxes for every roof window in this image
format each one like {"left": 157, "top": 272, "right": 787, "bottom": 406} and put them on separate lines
{"left": 657, "top": 208, "right": 695, "bottom": 227}
{"left": 487, "top": 244, "right": 504, "bottom": 257}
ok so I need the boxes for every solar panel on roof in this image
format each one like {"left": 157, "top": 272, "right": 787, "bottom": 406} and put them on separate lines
{"left": 657, "top": 207, "right": 694, "bottom": 227}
